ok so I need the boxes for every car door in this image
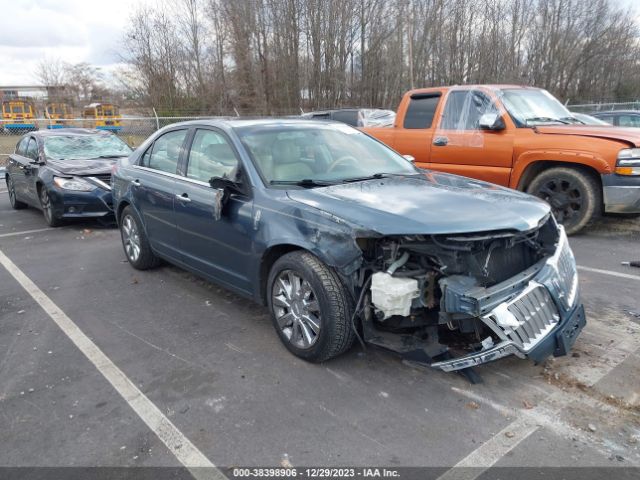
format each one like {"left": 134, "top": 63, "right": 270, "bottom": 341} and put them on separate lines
{"left": 7, "top": 136, "right": 30, "bottom": 202}
{"left": 132, "top": 128, "right": 189, "bottom": 260}
{"left": 393, "top": 92, "right": 442, "bottom": 168}
{"left": 429, "top": 89, "right": 515, "bottom": 186}
{"left": 174, "top": 127, "right": 255, "bottom": 294}
{"left": 22, "top": 136, "right": 42, "bottom": 204}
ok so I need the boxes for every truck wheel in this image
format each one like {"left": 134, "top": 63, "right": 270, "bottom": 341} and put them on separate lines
{"left": 6, "top": 175, "right": 27, "bottom": 209}
{"left": 119, "top": 206, "right": 161, "bottom": 270}
{"left": 527, "top": 167, "right": 601, "bottom": 235}
{"left": 267, "top": 251, "right": 355, "bottom": 362}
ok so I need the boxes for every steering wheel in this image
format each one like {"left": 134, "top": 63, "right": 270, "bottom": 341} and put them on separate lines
{"left": 327, "top": 155, "right": 360, "bottom": 173}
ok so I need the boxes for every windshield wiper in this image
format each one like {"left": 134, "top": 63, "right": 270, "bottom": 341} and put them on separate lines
{"left": 340, "top": 172, "right": 418, "bottom": 183}
{"left": 270, "top": 179, "right": 336, "bottom": 188}
{"left": 94, "top": 154, "right": 127, "bottom": 159}
{"left": 559, "top": 116, "right": 585, "bottom": 125}
{"left": 524, "top": 117, "right": 571, "bottom": 125}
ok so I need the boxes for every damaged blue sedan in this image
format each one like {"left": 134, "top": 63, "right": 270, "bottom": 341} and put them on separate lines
{"left": 112, "top": 119, "right": 585, "bottom": 377}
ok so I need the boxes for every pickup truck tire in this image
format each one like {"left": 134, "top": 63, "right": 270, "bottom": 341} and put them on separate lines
{"left": 268, "top": 251, "right": 355, "bottom": 363}
{"left": 527, "top": 167, "right": 601, "bottom": 235}
{"left": 119, "top": 206, "right": 161, "bottom": 270}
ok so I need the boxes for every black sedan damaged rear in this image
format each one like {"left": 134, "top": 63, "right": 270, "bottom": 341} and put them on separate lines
{"left": 5, "top": 129, "right": 132, "bottom": 226}
{"left": 111, "top": 119, "right": 585, "bottom": 377}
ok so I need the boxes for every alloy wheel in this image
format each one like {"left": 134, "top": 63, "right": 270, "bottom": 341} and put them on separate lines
{"left": 121, "top": 214, "right": 141, "bottom": 262}
{"left": 7, "top": 177, "right": 16, "bottom": 206}
{"left": 39, "top": 188, "right": 53, "bottom": 223}
{"left": 272, "top": 270, "right": 322, "bottom": 349}
{"left": 536, "top": 178, "right": 583, "bottom": 224}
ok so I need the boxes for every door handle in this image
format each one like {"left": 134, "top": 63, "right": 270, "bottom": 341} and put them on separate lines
{"left": 132, "top": 179, "right": 141, "bottom": 187}
{"left": 176, "top": 193, "right": 191, "bottom": 203}
{"left": 433, "top": 136, "right": 449, "bottom": 146}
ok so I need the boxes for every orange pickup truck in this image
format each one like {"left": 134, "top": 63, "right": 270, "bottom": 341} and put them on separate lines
{"left": 363, "top": 85, "right": 640, "bottom": 234}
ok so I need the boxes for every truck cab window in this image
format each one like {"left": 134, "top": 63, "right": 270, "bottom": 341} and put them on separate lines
{"left": 441, "top": 90, "right": 497, "bottom": 130}
{"left": 403, "top": 95, "right": 440, "bottom": 129}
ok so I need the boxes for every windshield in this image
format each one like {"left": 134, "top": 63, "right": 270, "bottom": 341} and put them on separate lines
{"left": 44, "top": 134, "right": 132, "bottom": 161}
{"left": 236, "top": 123, "right": 418, "bottom": 186}
{"left": 499, "top": 89, "right": 572, "bottom": 126}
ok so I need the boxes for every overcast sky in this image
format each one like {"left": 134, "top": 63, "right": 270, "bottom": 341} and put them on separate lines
{"left": 0, "top": 0, "right": 637, "bottom": 86}
{"left": 0, "top": 0, "right": 147, "bottom": 85}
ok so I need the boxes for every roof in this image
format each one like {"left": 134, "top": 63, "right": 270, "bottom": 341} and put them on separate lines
{"left": 406, "top": 84, "right": 542, "bottom": 95}
{"left": 163, "top": 117, "right": 348, "bottom": 130}
{"left": 31, "top": 128, "right": 115, "bottom": 138}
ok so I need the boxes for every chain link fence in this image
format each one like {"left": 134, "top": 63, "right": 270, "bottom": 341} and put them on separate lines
{"left": 567, "top": 101, "right": 640, "bottom": 113}
{"left": 0, "top": 116, "right": 231, "bottom": 166}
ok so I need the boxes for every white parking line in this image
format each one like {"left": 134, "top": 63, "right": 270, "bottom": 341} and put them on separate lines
{"left": 0, "top": 227, "right": 58, "bottom": 239}
{"left": 0, "top": 248, "right": 225, "bottom": 480}
{"left": 577, "top": 265, "right": 640, "bottom": 281}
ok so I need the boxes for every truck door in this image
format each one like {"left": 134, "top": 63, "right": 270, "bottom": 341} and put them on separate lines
{"left": 392, "top": 92, "right": 441, "bottom": 169}
{"left": 429, "top": 89, "right": 514, "bottom": 186}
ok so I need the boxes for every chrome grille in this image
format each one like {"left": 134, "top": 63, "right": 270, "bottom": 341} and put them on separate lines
{"left": 484, "top": 284, "right": 560, "bottom": 352}
{"left": 86, "top": 174, "right": 112, "bottom": 190}
{"left": 554, "top": 238, "right": 578, "bottom": 309}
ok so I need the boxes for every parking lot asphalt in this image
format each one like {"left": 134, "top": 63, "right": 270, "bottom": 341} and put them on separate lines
{"left": 0, "top": 186, "right": 638, "bottom": 477}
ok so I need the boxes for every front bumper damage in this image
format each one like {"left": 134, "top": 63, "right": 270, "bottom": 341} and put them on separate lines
{"left": 431, "top": 230, "right": 583, "bottom": 371}
{"left": 602, "top": 173, "right": 640, "bottom": 213}
{"left": 358, "top": 221, "right": 585, "bottom": 378}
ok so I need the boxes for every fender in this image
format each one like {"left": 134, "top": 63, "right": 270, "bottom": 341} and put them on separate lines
{"left": 510, "top": 149, "right": 612, "bottom": 189}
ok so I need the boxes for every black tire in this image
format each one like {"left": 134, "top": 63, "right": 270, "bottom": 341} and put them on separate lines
{"left": 267, "top": 251, "right": 355, "bottom": 362}
{"left": 119, "top": 206, "right": 161, "bottom": 270}
{"left": 527, "top": 167, "right": 601, "bottom": 235}
{"left": 38, "top": 185, "right": 63, "bottom": 227}
{"left": 6, "top": 175, "right": 27, "bottom": 209}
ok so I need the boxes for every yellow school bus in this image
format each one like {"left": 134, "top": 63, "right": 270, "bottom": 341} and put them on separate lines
{"left": 1, "top": 99, "right": 37, "bottom": 131}
{"left": 45, "top": 102, "right": 74, "bottom": 128}
{"left": 82, "top": 103, "right": 122, "bottom": 132}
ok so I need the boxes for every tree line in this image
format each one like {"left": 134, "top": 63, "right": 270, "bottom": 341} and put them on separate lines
{"left": 121, "top": 0, "right": 640, "bottom": 115}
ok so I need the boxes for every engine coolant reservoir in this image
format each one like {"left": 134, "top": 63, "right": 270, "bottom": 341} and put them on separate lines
{"left": 370, "top": 272, "right": 419, "bottom": 319}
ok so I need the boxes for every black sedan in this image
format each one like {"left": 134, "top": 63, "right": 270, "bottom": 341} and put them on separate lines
{"left": 112, "top": 119, "right": 584, "bottom": 375}
{"left": 5, "top": 129, "right": 132, "bottom": 226}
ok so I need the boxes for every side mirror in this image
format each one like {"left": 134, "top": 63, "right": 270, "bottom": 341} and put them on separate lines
{"left": 209, "top": 175, "right": 243, "bottom": 219}
{"left": 209, "top": 176, "right": 237, "bottom": 191}
{"left": 402, "top": 154, "right": 415, "bottom": 163}
{"left": 478, "top": 112, "right": 506, "bottom": 131}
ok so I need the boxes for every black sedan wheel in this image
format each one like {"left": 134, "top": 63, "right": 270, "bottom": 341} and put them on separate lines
{"left": 267, "top": 251, "right": 355, "bottom": 362}
{"left": 527, "top": 167, "right": 601, "bottom": 235}
{"left": 119, "top": 206, "right": 160, "bottom": 270}
{"left": 38, "top": 186, "right": 63, "bottom": 227}
{"left": 6, "top": 176, "right": 27, "bottom": 209}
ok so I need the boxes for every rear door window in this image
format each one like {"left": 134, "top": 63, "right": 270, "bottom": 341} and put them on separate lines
{"left": 331, "top": 110, "right": 359, "bottom": 126}
{"left": 143, "top": 129, "right": 188, "bottom": 174}
{"left": 186, "top": 129, "right": 238, "bottom": 182}
{"left": 403, "top": 94, "right": 440, "bottom": 129}
{"left": 616, "top": 115, "right": 640, "bottom": 127}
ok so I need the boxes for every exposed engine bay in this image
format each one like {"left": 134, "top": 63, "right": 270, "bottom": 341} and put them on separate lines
{"left": 352, "top": 215, "right": 576, "bottom": 378}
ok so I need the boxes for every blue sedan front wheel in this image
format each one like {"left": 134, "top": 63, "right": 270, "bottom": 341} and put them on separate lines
{"left": 119, "top": 206, "right": 160, "bottom": 270}
{"left": 38, "top": 186, "right": 63, "bottom": 227}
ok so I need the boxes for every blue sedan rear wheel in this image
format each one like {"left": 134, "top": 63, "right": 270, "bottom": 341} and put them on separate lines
{"left": 6, "top": 176, "right": 27, "bottom": 210}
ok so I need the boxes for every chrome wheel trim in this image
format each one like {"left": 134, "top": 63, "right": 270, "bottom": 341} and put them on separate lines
{"left": 272, "top": 270, "right": 321, "bottom": 349}
{"left": 39, "top": 188, "right": 53, "bottom": 222}
{"left": 121, "top": 214, "right": 141, "bottom": 262}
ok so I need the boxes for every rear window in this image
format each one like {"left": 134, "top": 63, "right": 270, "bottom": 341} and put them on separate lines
{"left": 403, "top": 94, "right": 440, "bottom": 129}
{"left": 331, "top": 110, "right": 359, "bottom": 126}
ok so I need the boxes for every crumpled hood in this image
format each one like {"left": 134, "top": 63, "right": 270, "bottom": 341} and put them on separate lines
{"left": 286, "top": 172, "right": 550, "bottom": 235}
{"left": 535, "top": 125, "right": 640, "bottom": 147}
{"left": 46, "top": 157, "right": 125, "bottom": 176}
